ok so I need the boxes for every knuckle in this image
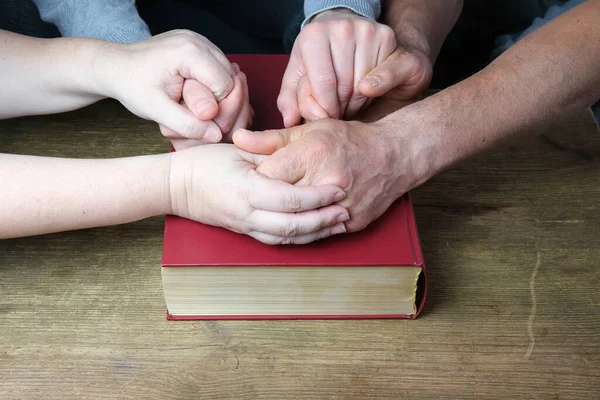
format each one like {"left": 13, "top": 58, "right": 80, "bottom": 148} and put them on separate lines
{"left": 281, "top": 221, "right": 300, "bottom": 237}
{"left": 337, "top": 82, "right": 354, "bottom": 100}
{"left": 334, "top": 20, "right": 354, "bottom": 38}
{"left": 282, "top": 193, "right": 303, "bottom": 212}
{"left": 300, "top": 24, "right": 325, "bottom": 42}
{"left": 280, "top": 236, "right": 295, "bottom": 245}
{"left": 359, "top": 21, "right": 378, "bottom": 38}
{"left": 211, "top": 78, "right": 235, "bottom": 101}
{"left": 313, "top": 74, "right": 337, "bottom": 91}
{"left": 380, "top": 25, "right": 396, "bottom": 40}
{"left": 179, "top": 118, "right": 199, "bottom": 138}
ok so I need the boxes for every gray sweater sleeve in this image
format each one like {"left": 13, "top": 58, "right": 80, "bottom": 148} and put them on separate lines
{"left": 303, "top": 0, "right": 381, "bottom": 27}
{"left": 32, "top": 0, "right": 151, "bottom": 43}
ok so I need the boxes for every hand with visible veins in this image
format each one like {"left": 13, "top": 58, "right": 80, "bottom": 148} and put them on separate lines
{"left": 233, "top": 116, "right": 429, "bottom": 233}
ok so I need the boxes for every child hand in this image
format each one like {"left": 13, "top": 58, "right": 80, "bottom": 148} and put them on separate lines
{"left": 96, "top": 30, "right": 242, "bottom": 144}
{"left": 168, "top": 144, "right": 349, "bottom": 245}
{"left": 163, "top": 64, "right": 254, "bottom": 151}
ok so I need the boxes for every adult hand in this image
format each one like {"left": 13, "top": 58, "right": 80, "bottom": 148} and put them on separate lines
{"left": 96, "top": 30, "right": 243, "bottom": 144}
{"left": 168, "top": 144, "right": 349, "bottom": 245}
{"left": 278, "top": 8, "right": 397, "bottom": 126}
{"left": 233, "top": 117, "right": 430, "bottom": 233}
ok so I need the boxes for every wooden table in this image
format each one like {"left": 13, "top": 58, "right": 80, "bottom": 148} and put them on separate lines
{"left": 1, "top": 100, "right": 599, "bottom": 399}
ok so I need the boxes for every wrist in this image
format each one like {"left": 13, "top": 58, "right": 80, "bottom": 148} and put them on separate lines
{"left": 311, "top": 8, "right": 361, "bottom": 22}
{"left": 167, "top": 147, "right": 208, "bottom": 219}
{"left": 88, "top": 39, "right": 125, "bottom": 99}
{"left": 377, "top": 102, "right": 450, "bottom": 190}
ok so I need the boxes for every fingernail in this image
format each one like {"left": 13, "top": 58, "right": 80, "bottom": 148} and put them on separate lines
{"left": 363, "top": 76, "right": 380, "bottom": 88}
{"left": 336, "top": 213, "right": 350, "bottom": 223}
{"left": 331, "top": 223, "right": 347, "bottom": 235}
{"left": 195, "top": 100, "right": 216, "bottom": 117}
{"left": 312, "top": 105, "right": 329, "bottom": 120}
{"left": 333, "top": 190, "right": 346, "bottom": 202}
{"left": 203, "top": 126, "right": 222, "bottom": 143}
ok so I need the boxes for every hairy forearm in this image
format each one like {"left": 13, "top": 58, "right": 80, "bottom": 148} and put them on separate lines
{"left": 385, "top": 0, "right": 600, "bottom": 181}
{"left": 383, "top": 0, "right": 463, "bottom": 62}
{"left": 0, "top": 153, "right": 171, "bottom": 239}
{"left": 0, "top": 30, "right": 108, "bottom": 119}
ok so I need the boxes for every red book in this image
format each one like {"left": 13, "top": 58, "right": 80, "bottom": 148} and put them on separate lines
{"left": 161, "top": 55, "right": 427, "bottom": 320}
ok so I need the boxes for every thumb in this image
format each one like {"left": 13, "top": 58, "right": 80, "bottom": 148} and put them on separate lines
{"left": 182, "top": 79, "right": 219, "bottom": 120}
{"left": 153, "top": 94, "right": 222, "bottom": 142}
{"left": 232, "top": 125, "right": 306, "bottom": 155}
{"left": 255, "top": 143, "right": 307, "bottom": 184}
{"left": 357, "top": 49, "right": 422, "bottom": 98}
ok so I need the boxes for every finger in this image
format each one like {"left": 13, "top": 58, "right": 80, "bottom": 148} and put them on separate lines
{"left": 171, "top": 138, "right": 209, "bottom": 151}
{"left": 236, "top": 148, "right": 269, "bottom": 166}
{"left": 247, "top": 205, "right": 349, "bottom": 236}
{"left": 154, "top": 96, "right": 222, "bottom": 142}
{"left": 207, "top": 45, "right": 237, "bottom": 77}
{"left": 330, "top": 33, "right": 356, "bottom": 118}
{"left": 214, "top": 74, "right": 245, "bottom": 135}
{"left": 345, "top": 36, "right": 376, "bottom": 118}
{"left": 187, "top": 52, "right": 235, "bottom": 102}
{"left": 225, "top": 72, "right": 253, "bottom": 141}
{"left": 232, "top": 125, "right": 305, "bottom": 155}
{"left": 248, "top": 223, "right": 347, "bottom": 245}
{"left": 249, "top": 169, "right": 346, "bottom": 211}
{"left": 302, "top": 37, "right": 341, "bottom": 119}
{"left": 358, "top": 49, "right": 420, "bottom": 98}
{"left": 277, "top": 53, "right": 303, "bottom": 128}
{"left": 297, "top": 76, "right": 329, "bottom": 122}
{"left": 182, "top": 79, "right": 218, "bottom": 120}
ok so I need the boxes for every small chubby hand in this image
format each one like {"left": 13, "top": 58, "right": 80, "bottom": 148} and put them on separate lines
{"left": 164, "top": 63, "right": 254, "bottom": 150}
{"left": 168, "top": 144, "right": 349, "bottom": 245}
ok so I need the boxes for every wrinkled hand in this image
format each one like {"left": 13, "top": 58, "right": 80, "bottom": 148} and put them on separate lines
{"left": 98, "top": 30, "right": 247, "bottom": 144}
{"left": 163, "top": 63, "right": 254, "bottom": 150}
{"left": 233, "top": 118, "right": 424, "bottom": 233}
{"left": 168, "top": 144, "right": 349, "bottom": 244}
{"left": 278, "top": 9, "right": 397, "bottom": 126}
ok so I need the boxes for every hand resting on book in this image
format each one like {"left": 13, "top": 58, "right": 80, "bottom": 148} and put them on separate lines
{"left": 233, "top": 115, "right": 424, "bottom": 233}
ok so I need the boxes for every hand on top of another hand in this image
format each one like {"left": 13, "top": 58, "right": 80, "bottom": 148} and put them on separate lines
{"left": 163, "top": 63, "right": 254, "bottom": 151}
{"left": 233, "top": 116, "right": 431, "bottom": 234}
{"left": 168, "top": 144, "right": 349, "bottom": 245}
{"left": 95, "top": 30, "right": 251, "bottom": 147}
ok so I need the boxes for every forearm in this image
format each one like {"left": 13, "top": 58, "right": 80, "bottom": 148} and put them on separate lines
{"left": 385, "top": 0, "right": 600, "bottom": 181}
{"left": 0, "top": 153, "right": 171, "bottom": 239}
{"left": 0, "top": 30, "right": 109, "bottom": 119}
{"left": 383, "top": 0, "right": 463, "bottom": 62}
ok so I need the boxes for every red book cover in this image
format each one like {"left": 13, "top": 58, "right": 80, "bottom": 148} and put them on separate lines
{"left": 161, "top": 55, "right": 427, "bottom": 320}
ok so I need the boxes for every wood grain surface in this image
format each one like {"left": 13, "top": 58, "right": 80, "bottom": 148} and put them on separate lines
{"left": 1, "top": 100, "right": 599, "bottom": 399}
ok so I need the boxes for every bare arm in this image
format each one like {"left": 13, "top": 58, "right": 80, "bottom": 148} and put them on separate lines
{"left": 0, "top": 146, "right": 348, "bottom": 243}
{"left": 0, "top": 153, "right": 171, "bottom": 238}
{"left": 382, "top": 0, "right": 600, "bottom": 180}
{"left": 0, "top": 30, "right": 107, "bottom": 118}
{"left": 383, "top": 0, "right": 463, "bottom": 63}
{"left": 233, "top": 1, "right": 600, "bottom": 234}
{"left": 355, "top": 0, "right": 463, "bottom": 102}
